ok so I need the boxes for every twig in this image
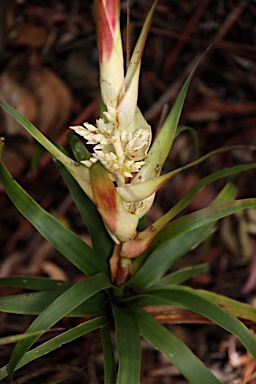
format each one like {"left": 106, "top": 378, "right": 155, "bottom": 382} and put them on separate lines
{"left": 126, "top": 0, "right": 130, "bottom": 71}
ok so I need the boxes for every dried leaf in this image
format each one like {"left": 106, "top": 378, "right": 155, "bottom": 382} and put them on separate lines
{"left": 8, "top": 23, "right": 48, "bottom": 48}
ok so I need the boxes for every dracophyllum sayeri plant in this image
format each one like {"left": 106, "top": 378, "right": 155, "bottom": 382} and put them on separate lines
{"left": 1, "top": 1, "right": 256, "bottom": 383}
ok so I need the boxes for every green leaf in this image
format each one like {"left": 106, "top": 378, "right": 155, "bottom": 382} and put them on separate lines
{"left": 7, "top": 273, "right": 112, "bottom": 379}
{"left": 30, "top": 144, "right": 45, "bottom": 172}
{"left": 70, "top": 292, "right": 106, "bottom": 317}
{"left": 0, "top": 291, "right": 66, "bottom": 315}
{"left": 154, "top": 263, "right": 209, "bottom": 286}
{"left": 149, "top": 198, "right": 256, "bottom": 257}
{"left": 139, "top": 286, "right": 256, "bottom": 360}
{"left": 0, "top": 276, "right": 72, "bottom": 291}
{"left": 197, "top": 290, "right": 256, "bottom": 323}
{"left": 130, "top": 182, "right": 237, "bottom": 287}
{"left": 101, "top": 325, "right": 116, "bottom": 384}
{"left": 147, "top": 162, "right": 256, "bottom": 234}
{"left": 0, "top": 290, "right": 105, "bottom": 317}
{"left": 0, "top": 102, "right": 71, "bottom": 167}
{"left": 112, "top": 304, "right": 141, "bottom": 384}
{"left": 67, "top": 131, "right": 91, "bottom": 162}
{"left": 130, "top": 226, "right": 215, "bottom": 288}
{"left": 125, "top": 0, "right": 157, "bottom": 91}
{"left": 55, "top": 155, "right": 114, "bottom": 262}
{"left": 118, "top": 1, "right": 157, "bottom": 127}
{"left": 133, "top": 61, "right": 198, "bottom": 184}
{"left": 0, "top": 101, "right": 94, "bottom": 199}
{"left": 0, "top": 316, "right": 108, "bottom": 381}
{"left": 134, "top": 307, "right": 221, "bottom": 384}
{"left": 137, "top": 214, "right": 147, "bottom": 232}
{"left": 0, "top": 161, "right": 109, "bottom": 276}
{"left": 119, "top": 161, "right": 253, "bottom": 259}
{"left": 117, "top": 146, "right": 249, "bottom": 204}
{"left": 0, "top": 331, "right": 47, "bottom": 346}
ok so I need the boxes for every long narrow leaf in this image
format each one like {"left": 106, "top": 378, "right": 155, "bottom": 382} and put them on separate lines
{"left": 150, "top": 198, "right": 256, "bottom": 256}
{"left": 197, "top": 289, "right": 256, "bottom": 322}
{"left": 148, "top": 162, "right": 256, "bottom": 234}
{"left": 55, "top": 157, "right": 114, "bottom": 262}
{"left": 67, "top": 131, "right": 91, "bottom": 162}
{"left": 133, "top": 61, "right": 198, "bottom": 184}
{"left": 130, "top": 183, "right": 237, "bottom": 287}
{"left": 0, "top": 331, "right": 48, "bottom": 346}
{"left": 0, "top": 291, "right": 105, "bottom": 317}
{"left": 120, "top": 162, "right": 256, "bottom": 261}
{"left": 134, "top": 307, "right": 221, "bottom": 384}
{"left": 0, "top": 291, "right": 67, "bottom": 315}
{"left": 112, "top": 304, "right": 141, "bottom": 384}
{"left": 0, "top": 161, "right": 109, "bottom": 276}
{"left": 54, "top": 138, "right": 114, "bottom": 260}
{"left": 118, "top": 145, "right": 246, "bottom": 204}
{"left": 131, "top": 226, "right": 215, "bottom": 288}
{"left": 0, "top": 276, "right": 72, "bottom": 291}
{"left": 0, "top": 103, "right": 70, "bottom": 166}
{"left": 0, "top": 101, "right": 93, "bottom": 199}
{"left": 7, "top": 273, "right": 112, "bottom": 379}
{"left": 0, "top": 316, "right": 108, "bottom": 381}
{"left": 154, "top": 263, "right": 209, "bottom": 286}
{"left": 124, "top": 0, "right": 157, "bottom": 90}
{"left": 101, "top": 325, "right": 116, "bottom": 384}
{"left": 117, "top": 1, "right": 157, "bottom": 126}
{"left": 139, "top": 286, "right": 256, "bottom": 359}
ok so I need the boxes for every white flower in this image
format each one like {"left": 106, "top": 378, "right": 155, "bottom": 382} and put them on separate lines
{"left": 103, "top": 105, "right": 118, "bottom": 124}
{"left": 122, "top": 129, "right": 151, "bottom": 160}
{"left": 71, "top": 105, "right": 151, "bottom": 185}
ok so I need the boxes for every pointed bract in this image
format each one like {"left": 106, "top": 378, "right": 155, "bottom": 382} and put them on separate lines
{"left": 118, "top": 0, "right": 158, "bottom": 128}
{"left": 90, "top": 162, "right": 139, "bottom": 243}
{"left": 117, "top": 173, "right": 172, "bottom": 203}
{"left": 118, "top": 64, "right": 141, "bottom": 128}
{"left": 95, "top": 0, "right": 124, "bottom": 107}
{"left": 120, "top": 234, "right": 156, "bottom": 259}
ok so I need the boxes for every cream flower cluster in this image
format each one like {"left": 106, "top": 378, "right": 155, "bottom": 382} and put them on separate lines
{"left": 71, "top": 106, "right": 151, "bottom": 185}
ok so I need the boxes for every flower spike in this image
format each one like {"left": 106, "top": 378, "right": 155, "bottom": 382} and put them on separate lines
{"left": 70, "top": 1, "right": 198, "bottom": 283}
